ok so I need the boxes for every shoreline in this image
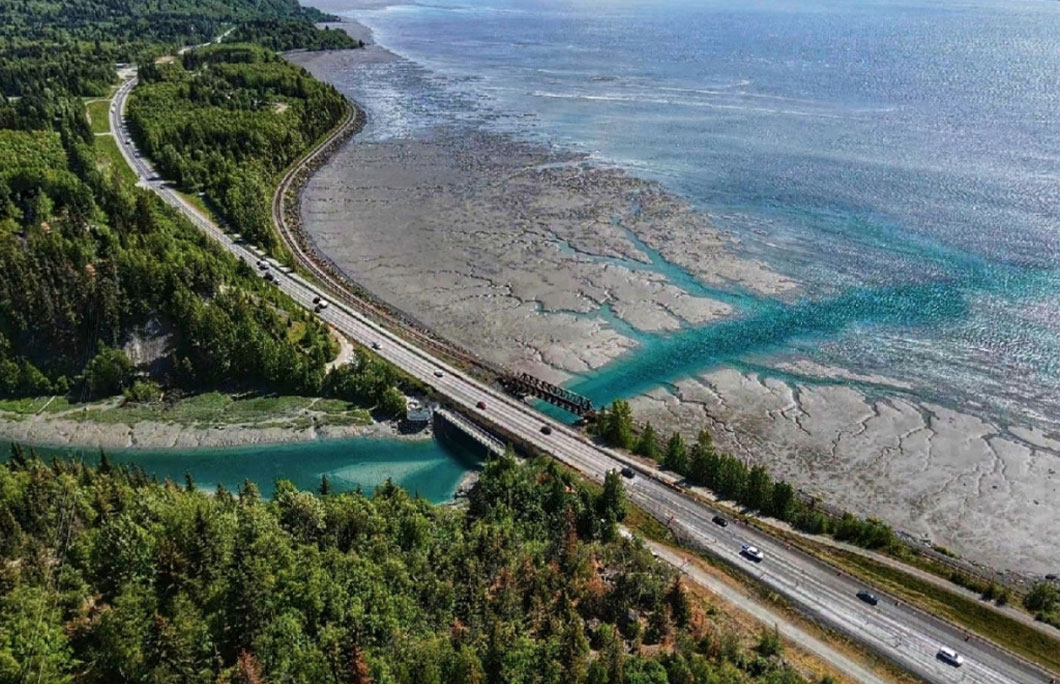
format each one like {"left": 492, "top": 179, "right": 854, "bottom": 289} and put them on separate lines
{"left": 285, "top": 17, "right": 1060, "bottom": 577}
{"left": 0, "top": 413, "right": 423, "bottom": 452}
{"left": 0, "top": 391, "right": 431, "bottom": 452}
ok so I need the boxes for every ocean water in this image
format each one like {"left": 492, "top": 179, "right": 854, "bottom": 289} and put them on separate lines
{"left": 343, "top": 0, "right": 1060, "bottom": 430}
{"left": 2, "top": 436, "right": 475, "bottom": 502}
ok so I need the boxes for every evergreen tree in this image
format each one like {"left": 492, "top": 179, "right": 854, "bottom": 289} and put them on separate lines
{"left": 770, "top": 481, "right": 796, "bottom": 521}
{"left": 605, "top": 400, "right": 635, "bottom": 449}
{"left": 663, "top": 432, "right": 688, "bottom": 475}
{"left": 600, "top": 469, "right": 627, "bottom": 523}
{"left": 634, "top": 421, "right": 659, "bottom": 461}
{"left": 744, "top": 465, "right": 773, "bottom": 512}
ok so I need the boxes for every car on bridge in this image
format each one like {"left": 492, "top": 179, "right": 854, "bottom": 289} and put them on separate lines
{"left": 371, "top": 342, "right": 381, "bottom": 350}
{"left": 741, "top": 544, "right": 764, "bottom": 562}
{"left": 620, "top": 467, "right": 635, "bottom": 479}
{"left": 476, "top": 400, "right": 487, "bottom": 410}
{"left": 712, "top": 515, "right": 728, "bottom": 527}
{"left": 434, "top": 371, "right": 444, "bottom": 378}
{"left": 540, "top": 425, "right": 552, "bottom": 435}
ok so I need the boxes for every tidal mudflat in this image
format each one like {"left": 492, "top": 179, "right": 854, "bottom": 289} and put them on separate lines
{"left": 289, "top": 20, "right": 1059, "bottom": 577}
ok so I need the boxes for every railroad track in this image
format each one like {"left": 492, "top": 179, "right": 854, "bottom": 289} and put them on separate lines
{"left": 269, "top": 100, "right": 506, "bottom": 380}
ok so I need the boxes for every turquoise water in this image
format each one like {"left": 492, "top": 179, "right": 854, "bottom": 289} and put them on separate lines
{"left": 3, "top": 436, "right": 475, "bottom": 502}
{"left": 339, "top": 0, "right": 1060, "bottom": 431}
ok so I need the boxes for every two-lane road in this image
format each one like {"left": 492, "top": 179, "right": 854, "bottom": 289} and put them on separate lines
{"left": 111, "top": 74, "right": 1053, "bottom": 684}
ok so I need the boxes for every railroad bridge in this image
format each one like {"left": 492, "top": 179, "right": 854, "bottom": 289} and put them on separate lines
{"left": 500, "top": 372, "right": 595, "bottom": 417}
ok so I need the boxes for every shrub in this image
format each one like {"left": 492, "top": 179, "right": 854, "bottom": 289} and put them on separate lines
{"left": 123, "top": 379, "right": 161, "bottom": 403}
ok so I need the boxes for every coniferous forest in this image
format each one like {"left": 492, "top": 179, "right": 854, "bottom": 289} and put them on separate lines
{"left": 0, "top": 0, "right": 354, "bottom": 401}
{"left": 0, "top": 449, "right": 818, "bottom": 684}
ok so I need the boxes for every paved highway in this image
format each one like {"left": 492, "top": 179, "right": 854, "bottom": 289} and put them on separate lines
{"left": 112, "top": 74, "right": 1052, "bottom": 684}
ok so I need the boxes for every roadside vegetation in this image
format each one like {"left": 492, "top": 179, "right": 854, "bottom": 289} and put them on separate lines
{"left": 84, "top": 98, "right": 111, "bottom": 134}
{"left": 0, "top": 449, "right": 835, "bottom": 684}
{"left": 593, "top": 402, "right": 897, "bottom": 552}
{"left": 591, "top": 400, "right": 1060, "bottom": 650}
{"left": 127, "top": 43, "right": 348, "bottom": 249}
{"left": 1025, "top": 582, "right": 1060, "bottom": 630}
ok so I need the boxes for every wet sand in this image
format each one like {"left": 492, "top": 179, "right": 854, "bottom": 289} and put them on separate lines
{"left": 292, "top": 37, "right": 790, "bottom": 383}
{"left": 287, "top": 23, "right": 1059, "bottom": 577}
{"left": 0, "top": 404, "right": 416, "bottom": 451}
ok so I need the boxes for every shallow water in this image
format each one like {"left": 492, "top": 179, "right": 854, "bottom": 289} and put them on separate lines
{"left": 2, "top": 436, "right": 475, "bottom": 502}
{"left": 343, "top": 0, "right": 1060, "bottom": 431}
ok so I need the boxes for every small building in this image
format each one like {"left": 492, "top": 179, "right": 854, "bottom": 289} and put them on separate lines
{"left": 404, "top": 400, "right": 433, "bottom": 430}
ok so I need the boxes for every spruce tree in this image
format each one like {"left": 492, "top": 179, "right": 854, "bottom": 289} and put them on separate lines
{"left": 663, "top": 432, "right": 688, "bottom": 475}
{"left": 634, "top": 421, "right": 659, "bottom": 460}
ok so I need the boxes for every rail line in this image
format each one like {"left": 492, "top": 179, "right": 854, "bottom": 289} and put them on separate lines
{"left": 269, "top": 101, "right": 506, "bottom": 380}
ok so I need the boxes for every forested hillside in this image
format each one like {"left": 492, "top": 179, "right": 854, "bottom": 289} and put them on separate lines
{"left": 0, "top": 0, "right": 355, "bottom": 99}
{"left": 0, "top": 0, "right": 358, "bottom": 401}
{"left": 0, "top": 450, "right": 819, "bottom": 684}
{"left": 0, "top": 120, "right": 335, "bottom": 398}
{"left": 128, "top": 44, "right": 348, "bottom": 248}
{"left": 0, "top": 0, "right": 339, "bottom": 44}
{"left": 226, "top": 20, "right": 365, "bottom": 52}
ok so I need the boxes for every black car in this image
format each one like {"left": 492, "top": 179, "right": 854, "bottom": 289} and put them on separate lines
{"left": 620, "top": 467, "right": 635, "bottom": 479}
{"left": 540, "top": 425, "right": 552, "bottom": 435}
{"left": 856, "top": 590, "right": 879, "bottom": 606}
{"left": 712, "top": 515, "right": 728, "bottom": 527}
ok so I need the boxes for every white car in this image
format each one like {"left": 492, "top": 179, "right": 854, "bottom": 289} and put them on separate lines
{"left": 741, "top": 544, "right": 764, "bottom": 562}
{"left": 936, "top": 647, "right": 963, "bottom": 667}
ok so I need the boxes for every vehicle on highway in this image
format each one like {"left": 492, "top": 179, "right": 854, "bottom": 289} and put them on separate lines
{"left": 856, "top": 590, "right": 879, "bottom": 606}
{"left": 476, "top": 400, "right": 487, "bottom": 410}
{"left": 263, "top": 272, "right": 274, "bottom": 282}
{"left": 312, "top": 295, "right": 321, "bottom": 303}
{"left": 315, "top": 301, "right": 328, "bottom": 312}
{"left": 434, "top": 370, "right": 444, "bottom": 378}
{"left": 540, "top": 425, "right": 552, "bottom": 435}
{"left": 936, "top": 647, "right": 964, "bottom": 667}
{"left": 712, "top": 515, "right": 728, "bottom": 527}
{"left": 371, "top": 342, "right": 381, "bottom": 350}
{"left": 741, "top": 544, "right": 764, "bottom": 562}
{"left": 257, "top": 260, "right": 268, "bottom": 269}
{"left": 620, "top": 466, "right": 635, "bottom": 479}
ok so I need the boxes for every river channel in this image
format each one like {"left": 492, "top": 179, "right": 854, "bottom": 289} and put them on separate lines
{"left": 2, "top": 435, "right": 477, "bottom": 502}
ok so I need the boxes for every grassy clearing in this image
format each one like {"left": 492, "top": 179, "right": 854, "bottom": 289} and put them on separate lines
{"left": 0, "top": 396, "right": 74, "bottom": 415}
{"left": 85, "top": 98, "right": 111, "bottom": 134}
{"left": 68, "top": 392, "right": 372, "bottom": 429}
{"left": 94, "top": 135, "right": 138, "bottom": 186}
{"left": 815, "top": 546, "right": 1060, "bottom": 674}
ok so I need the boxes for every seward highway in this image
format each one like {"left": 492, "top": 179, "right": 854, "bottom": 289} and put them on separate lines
{"left": 111, "top": 74, "right": 1053, "bottom": 684}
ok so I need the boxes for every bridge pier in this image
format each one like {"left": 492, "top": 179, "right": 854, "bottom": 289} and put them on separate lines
{"left": 433, "top": 408, "right": 507, "bottom": 461}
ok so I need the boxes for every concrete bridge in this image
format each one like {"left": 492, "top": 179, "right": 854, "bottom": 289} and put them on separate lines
{"left": 433, "top": 408, "right": 507, "bottom": 458}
